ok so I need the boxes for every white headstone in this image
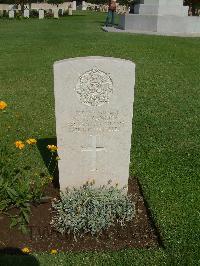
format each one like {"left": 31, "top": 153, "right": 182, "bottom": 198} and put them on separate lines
{"left": 54, "top": 57, "right": 135, "bottom": 191}
{"left": 24, "top": 9, "right": 29, "bottom": 18}
{"left": 54, "top": 9, "right": 58, "bottom": 18}
{"left": 9, "top": 10, "right": 14, "bottom": 18}
{"left": 82, "top": 1, "right": 87, "bottom": 11}
{"left": 68, "top": 7, "right": 73, "bottom": 15}
{"left": 72, "top": 1, "right": 76, "bottom": 10}
{"left": 39, "top": 9, "right": 44, "bottom": 19}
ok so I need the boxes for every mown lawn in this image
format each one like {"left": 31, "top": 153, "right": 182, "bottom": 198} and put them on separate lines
{"left": 0, "top": 11, "right": 200, "bottom": 265}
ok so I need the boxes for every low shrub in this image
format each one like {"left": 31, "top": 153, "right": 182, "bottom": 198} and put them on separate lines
{"left": 51, "top": 181, "right": 135, "bottom": 239}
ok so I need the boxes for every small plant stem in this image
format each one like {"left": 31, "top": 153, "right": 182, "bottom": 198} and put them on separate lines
{"left": 51, "top": 160, "right": 58, "bottom": 176}
{"left": 47, "top": 154, "right": 53, "bottom": 170}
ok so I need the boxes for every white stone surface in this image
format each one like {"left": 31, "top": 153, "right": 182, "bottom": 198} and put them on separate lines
{"left": 54, "top": 9, "right": 58, "bottom": 18}
{"left": 9, "top": 10, "right": 14, "bottom": 18}
{"left": 134, "top": 0, "right": 188, "bottom": 16}
{"left": 68, "top": 7, "right": 72, "bottom": 15}
{"left": 82, "top": 1, "right": 87, "bottom": 11}
{"left": 24, "top": 9, "right": 29, "bottom": 18}
{"left": 72, "top": 1, "right": 76, "bottom": 10}
{"left": 54, "top": 57, "right": 135, "bottom": 191}
{"left": 39, "top": 9, "right": 44, "bottom": 19}
{"left": 119, "top": 0, "right": 200, "bottom": 36}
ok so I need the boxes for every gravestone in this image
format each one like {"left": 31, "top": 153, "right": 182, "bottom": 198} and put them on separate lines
{"left": 54, "top": 9, "right": 58, "bottom": 18}
{"left": 24, "top": 9, "right": 29, "bottom": 18}
{"left": 39, "top": 9, "right": 44, "bottom": 19}
{"left": 0, "top": 10, "right": 3, "bottom": 17}
{"left": 82, "top": 1, "right": 87, "bottom": 11}
{"left": 72, "top": 1, "right": 76, "bottom": 11}
{"left": 68, "top": 7, "right": 72, "bottom": 15}
{"left": 54, "top": 57, "right": 135, "bottom": 191}
{"left": 9, "top": 10, "right": 14, "bottom": 18}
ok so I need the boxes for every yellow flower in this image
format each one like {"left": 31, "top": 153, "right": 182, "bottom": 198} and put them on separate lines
{"left": 15, "top": 140, "right": 25, "bottom": 150}
{"left": 26, "top": 138, "right": 37, "bottom": 145}
{"left": 21, "top": 247, "right": 30, "bottom": 253}
{"left": 0, "top": 101, "right": 7, "bottom": 110}
{"left": 48, "top": 176, "right": 53, "bottom": 182}
{"left": 47, "top": 145, "right": 58, "bottom": 152}
{"left": 50, "top": 249, "right": 58, "bottom": 254}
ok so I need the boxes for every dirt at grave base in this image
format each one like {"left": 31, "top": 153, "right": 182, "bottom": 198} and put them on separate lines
{"left": 0, "top": 177, "right": 161, "bottom": 253}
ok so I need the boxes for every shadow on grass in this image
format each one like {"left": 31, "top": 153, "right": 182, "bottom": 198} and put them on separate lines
{"left": 37, "top": 138, "right": 60, "bottom": 189}
{"left": 0, "top": 247, "right": 39, "bottom": 266}
{"left": 133, "top": 177, "right": 164, "bottom": 249}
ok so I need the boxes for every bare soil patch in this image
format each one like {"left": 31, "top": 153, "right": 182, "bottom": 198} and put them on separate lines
{"left": 0, "top": 177, "right": 161, "bottom": 253}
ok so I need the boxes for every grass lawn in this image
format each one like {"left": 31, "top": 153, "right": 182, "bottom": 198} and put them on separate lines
{"left": 0, "top": 11, "right": 200, "bottom": 265}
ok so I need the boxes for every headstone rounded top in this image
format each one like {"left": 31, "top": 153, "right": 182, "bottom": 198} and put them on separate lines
{"left": 54, "top": 56, "right": 135, "bottom": 67}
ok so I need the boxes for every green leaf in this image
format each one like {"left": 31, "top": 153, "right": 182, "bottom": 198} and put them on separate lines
{"left": 10, "top": 218, "right": 18, "bottom": 228}
{"left": 21, "top": 209, "right": 30, "bottom": 223}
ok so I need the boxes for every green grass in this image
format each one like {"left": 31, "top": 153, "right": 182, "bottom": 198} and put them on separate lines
{"left": 0, "top": 11, "right": 200, "bottom": 265}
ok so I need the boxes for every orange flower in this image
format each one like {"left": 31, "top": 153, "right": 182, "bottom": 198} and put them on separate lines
{"left": 0, "top": 101, "right": 7, "bottom": 110}
{"left": 21, "top": 247, "right": 30, "bottom": 253}
{"left": 47, "top": 145, "right": 58, "bottom": 152}
{"left": 50, "top": 249, "right": 58, "bottom": 254}
{"left": 26, "top": 138, "right": 37, "bottom": 145}
{"left": 15, "top": 140, "right": 25, "bottom": 150}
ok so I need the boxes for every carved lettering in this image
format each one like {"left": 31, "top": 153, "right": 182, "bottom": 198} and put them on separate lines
{"left": 67, "top": 110, "right": 124, "bottom": 133}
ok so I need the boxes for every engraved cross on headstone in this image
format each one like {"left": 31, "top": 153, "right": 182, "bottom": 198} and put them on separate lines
{"left": 81, "top": 135, "right": 106, "bottom": 171}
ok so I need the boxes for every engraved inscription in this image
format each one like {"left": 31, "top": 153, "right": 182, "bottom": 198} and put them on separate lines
{"left": 75, "top": 67, "right": 113, "bottom": 107}
{"left": 68, "top": 110, "right": 125, "bottom": 133}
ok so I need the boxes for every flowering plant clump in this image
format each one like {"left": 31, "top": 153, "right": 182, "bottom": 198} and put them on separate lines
{"left": 0, "top": 142, "right": 54, "bottom": 232}
{"left": 0, "top": 102, "right": 57, "bottom": 233}
{"left": 0, "top": 101, "right": 7, "bottom": 110}
{"left": 51, "top": 180, "right": 135, "bottom": 239}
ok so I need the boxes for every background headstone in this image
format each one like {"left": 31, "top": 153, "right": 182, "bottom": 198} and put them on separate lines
{"left": 82, "top": 1, "right": 87, "bottom": 11}
{"left": 24, "top": 9, "right": 29, "bottom": 18}
{"left": 54, "top": 9, "right": 58, "bottom": 18}
{"left": 72, "top": 1, "right": 76, "bottom": 11}
{"left": 9, "top": 10, "right": 14, "bottom": 18}
{"left": 39, "top": 9, "right": 44, "bottom": 19}
{"left": 54, "top": 57, "right": 135, "bottom": 191}
{"left": 68, "top": 7, "right": 73, "bottom": 15}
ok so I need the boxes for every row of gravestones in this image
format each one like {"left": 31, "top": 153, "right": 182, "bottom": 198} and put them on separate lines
{"left": 3, "top": 8, "right": 73, "bottom": 19}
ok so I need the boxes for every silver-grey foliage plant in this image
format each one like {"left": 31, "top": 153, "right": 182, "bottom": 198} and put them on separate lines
{"left": 51, "top": 181, "right": 135, "bottom": 238}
